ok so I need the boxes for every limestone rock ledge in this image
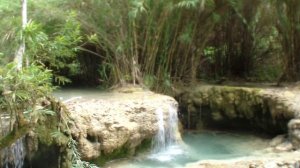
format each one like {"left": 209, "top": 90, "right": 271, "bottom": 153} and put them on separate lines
{"left": 176, "top": 85, "right": 300, "bottom": 135}
{"left": 64, "top": 90, "right": 178, "bottom": 160}
{"left": 175, "top": 84, "right": 300, "bottom": 150}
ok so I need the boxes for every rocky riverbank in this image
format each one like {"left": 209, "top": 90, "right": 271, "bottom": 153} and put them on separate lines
{"left": 185, "top": 150, "right": 300, "bottom": 168}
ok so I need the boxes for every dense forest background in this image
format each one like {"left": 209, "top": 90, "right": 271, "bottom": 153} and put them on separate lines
{"left": 0, "top": 0, "right": 300, "bottom": 91}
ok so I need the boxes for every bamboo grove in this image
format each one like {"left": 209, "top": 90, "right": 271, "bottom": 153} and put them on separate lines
{"left": 0, "top": 0, "right": 300, "bottom": 91}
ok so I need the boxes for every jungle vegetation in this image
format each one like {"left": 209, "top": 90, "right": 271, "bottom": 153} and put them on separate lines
{"left": 0, "top": 0, "right": 299, "bottom": 91}
{"left": 0, "top": 0, "right": 299, "bottom": 138}
{"left": 0, "top": 0, "right": 299, "bottom": 167}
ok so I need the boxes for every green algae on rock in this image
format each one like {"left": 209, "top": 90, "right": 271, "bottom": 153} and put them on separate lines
{"left": 176, "top": 85, "right": 297, "bottom": 134}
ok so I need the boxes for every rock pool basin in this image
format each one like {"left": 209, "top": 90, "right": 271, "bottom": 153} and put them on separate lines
{"left": 104, "top": 131, "right": 269, "bottom": 168}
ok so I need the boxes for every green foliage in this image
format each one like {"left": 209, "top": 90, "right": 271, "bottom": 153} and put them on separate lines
{"left": 203, "top": 46, "right": 217, "bottom": 64}
{"left": 0, "top": 63, "right": 53, "bottom": 101}
{"left": 23, "top": 12, "right": 82, "bottom": 85}
{"left": 0, "top": 1, "right": 21, "bottom": 61}
{"left": 0, "top": 63, "right": 54, "bottom": 127}
{"left": 144, "top": 74, "right": 156, "bottom": 89}
{"left": 272, "top": 0, "right": 300, "bottom": 81}
{"left": 69, "top": 139, "right": 99, "bottom": 168}
{"left": 69, "top": 0, "right": 223, "bottom": 89}
{"left": 251, "top": 64, "right": 281, "bottom": 82}
{"left": 0, "top": 0, "right": 82, "bottom": 85}
{"left": 98, "top": 62, "right": 114, "bottom": 88}
{"left": 198, "top": 0, "right": 283, "bottom": 81}
{"left": 1, "top": 0, "right": 299, "bottom": 88}
{"left": 0, "top": 53, "right": 5, "bottom": 65}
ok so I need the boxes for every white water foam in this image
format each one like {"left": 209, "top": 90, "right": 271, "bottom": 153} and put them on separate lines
{"left": 150, "top": 105, "right": 183, "bottom": 162}
{"left": 166, "top": 105, "right": 180, "bottom": 145}
{"left": 152, "top": 107, "right": 166, "bottom": 153}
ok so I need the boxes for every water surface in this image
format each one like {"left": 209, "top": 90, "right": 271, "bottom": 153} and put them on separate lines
{"left": 53, "top": 88, "right": 108, "bottom": 100}
{"left": 105, "top": 131, "right": 269, "bottom": 168}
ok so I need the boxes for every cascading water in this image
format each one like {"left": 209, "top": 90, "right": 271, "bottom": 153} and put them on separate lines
{"left": 150, "top": 105, "right": 183, "bottom": 162}
{"left": 152, "top": 107, "right": 166, "bottom": 153}
{"left": 1, "top": 137, "right": 26, "bottom": 168}
{"left": 101, "top": 99, "right": 271, "bottom": 168}
{"left": 166, "top": 105, "right": 180, "bottom": 146}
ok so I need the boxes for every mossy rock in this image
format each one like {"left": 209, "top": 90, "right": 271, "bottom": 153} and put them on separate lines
{"left": 91, "top": 138, "right": 153, "bottom": 166}
{"left": 92, "top": 144, "right": 130, "bottom": 166}
{"left": 176, "top": 84, "right": 294, "bottom": 135}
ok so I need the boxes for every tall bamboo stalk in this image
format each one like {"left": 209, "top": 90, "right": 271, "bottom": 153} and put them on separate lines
{"left": 14, "top": 0, "right": 27, "bottom": 70}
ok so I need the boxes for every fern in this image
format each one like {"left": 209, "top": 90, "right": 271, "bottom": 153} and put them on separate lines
{"left": 69, "top": 138, "right": 99, "bottom": 168}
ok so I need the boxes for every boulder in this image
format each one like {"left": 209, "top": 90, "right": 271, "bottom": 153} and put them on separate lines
{"left": 64, "top": 90, "right": 179, "bottom": 160}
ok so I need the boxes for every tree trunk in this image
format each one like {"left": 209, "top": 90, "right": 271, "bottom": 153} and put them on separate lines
{"left": 14, "top": 0, "right": 27, "bottom": 70}
{"left": 13, "top": 0, "right": 28, "bottom": 130}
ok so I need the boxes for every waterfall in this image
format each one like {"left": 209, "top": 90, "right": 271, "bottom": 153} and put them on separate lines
{"left": 1, "top": 137, "right": 26, "bottom": 168}
{"left": 151, "top": 105, "right": 183, "bottom": 161}
{"left": 152, "top": 107, "right": 166, "bottom": 152}
{"left": 166, "top": 105, "right": 179, "bottom": 146}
